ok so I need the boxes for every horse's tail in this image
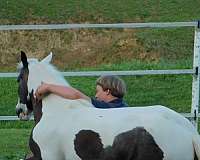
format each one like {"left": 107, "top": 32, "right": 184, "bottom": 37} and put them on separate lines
{"left": 193, "top": 134, "right": 200, "bottom": 159}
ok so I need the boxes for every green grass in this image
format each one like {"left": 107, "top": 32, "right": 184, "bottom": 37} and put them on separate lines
{"left": 0, "top": 129, "right": 32, "bottom": 160}
{"left": 0, "top": 0, "right": 200, "bottom": 24}
{"left": 0, "top": 121, "right": 34, "bottom": 129}
{"left": 0, "top": 59, "right": 193, "bottom": 115}
{"left": 135, "top": 28, "right": 194, "bottom": 60}
{"left": 0, "top": 122, "right": 33, "bottom": 159}
{"left": 0, "top": 78, "right": 18, "bottom": 116}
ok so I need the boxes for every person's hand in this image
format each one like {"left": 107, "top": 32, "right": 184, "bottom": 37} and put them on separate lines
{"left": 35, "top": 82, "right": 50, "bottom": 100}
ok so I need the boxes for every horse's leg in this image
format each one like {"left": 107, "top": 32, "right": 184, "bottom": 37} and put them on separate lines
{"left": 24, "top": 91, "right": 42, "bottom": 160}
{"left": 195, "top": 153, "right": 198, "bottom": 160}
{"left": 29, "top": 91, "right": 42, "bottom": 124}
{"left": 25, "top": 156, "right": 38, "bottom": 160}
{"left": 33, "top": 99, "right": 42, "bottom": 124}
{"left": 23, "top": 152, "right": 40, "bottom": 160}
{"left": 27, "top": 129, "right": 42, "bottom": 160}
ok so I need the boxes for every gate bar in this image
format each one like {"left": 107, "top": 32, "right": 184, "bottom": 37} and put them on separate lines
{"left": 0, "top": 22, "right": 198, "bottom": 31}
{"left": 0, "top": 69, "right": 194, "bottom": 78}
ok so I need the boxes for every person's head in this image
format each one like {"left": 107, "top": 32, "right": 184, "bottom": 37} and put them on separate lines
{"left": 95, "top": 75, "right": 126, "bottom": 102}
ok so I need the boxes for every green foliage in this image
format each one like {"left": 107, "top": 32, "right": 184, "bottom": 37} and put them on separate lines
{"left": 0, "top": 0, "right": 200, "bottom": 23}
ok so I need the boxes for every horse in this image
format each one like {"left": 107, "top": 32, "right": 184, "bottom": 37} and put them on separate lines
{"left": 16, "top": 51, "right": 200, "bottom": 160}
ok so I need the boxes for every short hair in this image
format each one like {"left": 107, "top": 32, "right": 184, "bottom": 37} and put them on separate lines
{"left": 96, "top": 75, "right": 126, "bottom": 98}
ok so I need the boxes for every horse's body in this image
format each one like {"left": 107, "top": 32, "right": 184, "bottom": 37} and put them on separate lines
{"left": 35, "top": 99, "right": 197, "bottom": 160}
{"left": 16, "top": 52, "right": 200, "bottom": 160}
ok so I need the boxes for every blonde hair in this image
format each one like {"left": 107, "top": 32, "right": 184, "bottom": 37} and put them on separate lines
{"left": 96, "top": 75, "right": 126, "bottom": 98}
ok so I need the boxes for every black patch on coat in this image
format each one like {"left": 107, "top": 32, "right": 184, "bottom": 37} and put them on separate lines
{"left": 16, "top": 54, "right": 32, "bottom": 117}
{"left": 110, "top": 127, "right": 164, "bottom": 160}
{"left": 29, "top": 90, "right": 43, "bottom": 124}
{"left": 100, "top": 146, "right": 116, "bottom": 160}
{"left": 24, "top": 91, "right": 43, "bottom": 160}
{"left": 24, "top": 129, "right": 42, "bottom": 160}
{"left": 25, "top": 91, "right": 43, "bottom": 160}
{"left": 74, "top": 130, "right": 103, "bottom": 160}
{"left": 195, "top": 151, "right": 198, "bottom": 160}
{"left": 21, "top": 51, "right": 28, "bottom": 68}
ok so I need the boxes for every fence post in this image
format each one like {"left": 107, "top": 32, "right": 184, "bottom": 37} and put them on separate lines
{"left": 191, "top": 21, "right": 200, "bottom": 128}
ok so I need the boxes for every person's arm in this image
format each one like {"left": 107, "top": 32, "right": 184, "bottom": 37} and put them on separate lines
{"left": 35, "top": 82, "right": 90, "bottom": 101}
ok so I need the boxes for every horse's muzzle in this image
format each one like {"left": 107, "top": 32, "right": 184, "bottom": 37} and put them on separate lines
{"left": 16, "top": 108, "right": 23, "bottom": 117}
{"left": 16, "top": 103, "right": 30, "bottom": 120}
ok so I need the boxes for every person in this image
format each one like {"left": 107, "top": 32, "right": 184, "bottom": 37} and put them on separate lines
{"left": 35, "top": 75, "right": 128, "bottom": 109}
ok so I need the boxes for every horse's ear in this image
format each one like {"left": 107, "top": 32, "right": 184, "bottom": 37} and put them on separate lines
{"left": 41, "top": 52, "right": 53, "bottom": 64}
{"left": 21, "top": 51, "right": 28, "bottom": 68}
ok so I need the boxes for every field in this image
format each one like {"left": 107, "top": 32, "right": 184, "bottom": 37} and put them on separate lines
{"left": 0, "top": 0, "right": 200, "bottom": 159}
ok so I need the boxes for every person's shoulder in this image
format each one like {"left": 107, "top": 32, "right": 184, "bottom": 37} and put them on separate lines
{"left": 91, "top": 98, "right": 128, "bottom": 109}
{"left": 111, "top": 98, "right": 128, "bottom": 107}
{"left": 91, "top": 98, "right": 111, "bottom": 109}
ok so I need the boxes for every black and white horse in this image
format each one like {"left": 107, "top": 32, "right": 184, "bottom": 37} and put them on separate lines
{"left": 16, "top": 51, "right": 200, "bottom": 160}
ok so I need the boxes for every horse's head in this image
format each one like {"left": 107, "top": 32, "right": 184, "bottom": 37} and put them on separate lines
{"left": 16, "top": 51, "right": 53, "bottom": 120}
{"left": 16, "top": 51, "right": 31, "bottom": 120}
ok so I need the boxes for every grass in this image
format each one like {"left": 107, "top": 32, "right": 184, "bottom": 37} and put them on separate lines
{"left": 0, "top": 121, "right": 34, "bottom": 129}
{"left": 0, "top": 0, "right": 198, "bottom": 67}
{"left": 0, "top": 0, "right": 198, "bottom": 72}
{"left": 0, "top": 0, "right": 200, "bottom": 24}
{"left": 0, "top": 59, "right": 193, "bottom": 115}
{"left": 0, "top": 28, "right": 195, "bottom": 72}
{"left": 0, "top": 129, "right": 32, "bottom": 160}
{"left": 0, "top": 0, "right": 200, "bottom": 158}
{"left": 0, "top": 122, "right": 34, "bottom": 159}
{"left": 135, "top": 28, "right": 194, "bottom": 60}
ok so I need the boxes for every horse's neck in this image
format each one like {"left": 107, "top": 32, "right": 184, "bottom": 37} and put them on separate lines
{"left": 38, "top": 70, "right": 69, "bottom": 86}
{"left": 30, "top": 63, "right": 93, "bottom": 113}
{"left": 29, "top": 63, "right": 69, "bottom": 92}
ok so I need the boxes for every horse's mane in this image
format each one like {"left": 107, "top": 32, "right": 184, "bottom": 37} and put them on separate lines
{"left": 39, "top": 62, "right": 69, "bottom": 86}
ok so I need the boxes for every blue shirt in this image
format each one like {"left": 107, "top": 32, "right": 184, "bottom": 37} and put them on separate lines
{"left": 91, "top": 98, "right": 128, "bottom": 109}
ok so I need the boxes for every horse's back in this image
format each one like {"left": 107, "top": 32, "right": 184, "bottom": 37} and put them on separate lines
{"left": 33, "top": 103, "right": 196, "bottom": 160}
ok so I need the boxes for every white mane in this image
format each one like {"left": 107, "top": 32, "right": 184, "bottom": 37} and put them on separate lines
{"left": 41, "top": 62, "right": 69, "bottom": 86}
{"left": 27, "top": 57, "right": 69, "bottom": 93}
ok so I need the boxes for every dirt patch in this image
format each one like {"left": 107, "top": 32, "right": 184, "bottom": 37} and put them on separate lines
{"left": 0, "top": 28, "right": 161, "bottom": 71}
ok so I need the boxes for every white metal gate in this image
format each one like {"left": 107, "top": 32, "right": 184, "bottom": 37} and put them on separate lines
{"left": 0, "top": 21, "right": 199, "bottom": 128}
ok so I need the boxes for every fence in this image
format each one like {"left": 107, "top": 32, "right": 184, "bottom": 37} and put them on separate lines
{"left": 0, "top": 21, "right": 199, "bottom": 128}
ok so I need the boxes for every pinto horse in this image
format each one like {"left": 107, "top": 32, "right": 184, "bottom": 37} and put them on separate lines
{"left": 16, "top": 51, "right": 200, "bottom": 160}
